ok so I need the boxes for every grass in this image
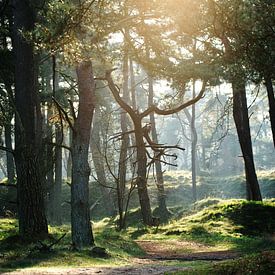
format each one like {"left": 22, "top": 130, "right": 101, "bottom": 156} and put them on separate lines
{"left": 130, "top": 199, "right": 275, "bottom": 253}
{"left": 0, "top": 218, "right": 144, "bottom": 271}
{"left": 0, "top": 198, "right": 274, "bottom": 273}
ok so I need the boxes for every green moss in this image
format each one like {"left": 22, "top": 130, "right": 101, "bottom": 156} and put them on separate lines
{"left": 171, "top": 251, "right": 275, "bottom": 275}
{"left": 0, "top": 218, "right": 145, "bottom": 270}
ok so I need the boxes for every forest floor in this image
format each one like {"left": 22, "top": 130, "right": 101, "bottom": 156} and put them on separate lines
{"left": 1, "top": 199, "right": 274, "bottom": 274}
{"left": 1, "top": 239, "right": 241, "bottom": 274}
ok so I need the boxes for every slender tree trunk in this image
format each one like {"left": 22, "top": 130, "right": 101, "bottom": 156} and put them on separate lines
{"left": 148, "top": 74, "right": 169, "bottom": 216}
{"left": 45, "top": 106, "right": 54, "bottom": 220}
{"left": 4, "top": 123, "right": 17, "bottom": 213}
{"left": 49, "top": 127, "right": 62, "bottom": 225}
{"left": 52, "top": 64, "right": 62, "bottom": 225}
{"left": 4, "top": 124, "right": 15, "bottom": 184}
{"left": 264, "top": 75, "right": 275, "bottom": 147}
{"left": 12, "top": 0, "right": 48, "bottom": 238}
{"left": 90, "top": 107, "right": 114, "bottom": 216}
{"left": 135, "top": 119, "right": 153, "bottom": 225}
{"left": 191, "top": 81, "right": 197, "bottom": 202}
{"left": 67, "top": 127, "right": 72, "bottom": 179}
{"left": 130, "top": 59, "right": 137, "bottom": 111}
{"left": 117, "top": 51, "right": 130, "bottom": 228}
{"left": 71, "top": 60, "right": 95, "bottom": 249}
{"left": 232, "top": 78, "right": 262, "bottom": 201}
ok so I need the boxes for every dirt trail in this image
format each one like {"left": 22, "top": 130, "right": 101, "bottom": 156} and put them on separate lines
{"left": 1, "top": 240, "right": 239, "bottom": 274}
{"left": 136, "top": 240, "right": 240, "bottom": 261}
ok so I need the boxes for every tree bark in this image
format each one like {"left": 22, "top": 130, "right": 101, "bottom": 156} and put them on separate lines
{"left": 71, "top": 60, "right": 95, "bottom": 249}
{"left": 264, "top": 75, "right": 275, "bottom": 147}
{"left": 232, "top": 78, "right": 262, "bottom": 201}
{"left": 12, "top": 0, "right": 48, "bottom": 238}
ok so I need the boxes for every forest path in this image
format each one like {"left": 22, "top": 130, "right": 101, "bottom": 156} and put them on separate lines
{"left": 1, "top": 240, "right": 240, "bottom": 274}
{"left": 136, "top": 239, "right": 240, "bottom": 261}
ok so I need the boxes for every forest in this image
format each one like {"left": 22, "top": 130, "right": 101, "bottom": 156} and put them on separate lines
{"left": 0, "top": 0, "right": 274, "bottom": 274}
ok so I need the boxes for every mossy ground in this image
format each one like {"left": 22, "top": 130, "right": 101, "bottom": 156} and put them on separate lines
{"left": 0, "top": 219, "right": 144, "bottom": 271}
{"left": 0, "top": 196, "right": 274, "bottom": 273}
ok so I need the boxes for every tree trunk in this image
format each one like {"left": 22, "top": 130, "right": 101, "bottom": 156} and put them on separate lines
{"left": 191, "top": 81, "right": 197, "bottom": 202}
{"left": 12, "top": 0, "right": 48, "bottom": 238}
{"left": 5, "top": 124, "right": 15, "bottom": 184}
{"left": 130, "top": 59, "right": 137, "bottom": 111}
{"left": 117, "top": 51, "right": 130, "bottom": 228}
{"left": 67, "top": 127, "right": 72, "bottom": 179}
{"left": 71, "top": 60, "right": 95, "bottom": 249}
{"left": 4, "top": 123, "right": 17, "bottom": 213}
{"left": 52, "top": 65, "right": 62, "bottom": 225}
{"left": 49, "top": 127, "right": 62, "bottom": 225}
{"left": 264, "top": 75, "right": 275, "bottom": 147}
{"left": 232, "top": 78, "right": 262, "bottom": 201}
{"left": 148, "top": 74, "right": 169, "bottom": 217}
{"left": 90, "top": 107, "right": 114, "bottom": 216}
{"left": 46, "top": 116, "right": 54, "bottom": 222}
{"left": 134, "top": 119, "right": 153, "bottom": 225}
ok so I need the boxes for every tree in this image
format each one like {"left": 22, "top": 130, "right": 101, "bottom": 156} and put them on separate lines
{"left": 163, "top": 0, "right": 263, "bottom": 200}
{"left": 147, "top": 73, "right": 170, "bottom": 219}
{"left": 207, "top": 0, "right": 262, "bottom": 200}
{"left": 12, "top": 0, "right": 48, "bottom": 238}
{"left": 70, "top": 61, "right": 95, "bottom": 249}
{"left": 104, "top": 70, "right": 207, "bottom": 225}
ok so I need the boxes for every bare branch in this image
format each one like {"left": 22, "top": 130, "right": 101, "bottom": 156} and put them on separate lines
{"left": 48, "top": 142, "right": 71, "bottom": 152}
{"left": 140, "top": 80, "right": 207, "bottom": 118}
{"left": 0, "top": 145, "right": 14, "bottom": 154}
{"left": 0, "top": 183, "right": 17, "bottom": 188}
{"left": 52, "top": 97, "right": 75, "bottom": 132}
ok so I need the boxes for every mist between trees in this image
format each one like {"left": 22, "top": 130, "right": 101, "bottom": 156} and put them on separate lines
{"left": 0, "top": 0, "right": 274, "bottom": 250}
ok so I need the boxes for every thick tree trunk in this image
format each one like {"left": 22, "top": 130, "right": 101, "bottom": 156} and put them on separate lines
{"left": 232, "top": 78, "right": 262, "bottom": 201}
{"left": 264, "top": 76, "right": 275, "bottom": 147}
{"left": 12, "top": 0, "right": 48, "bottom": 238}
{"left": 91, "top": 107, "right": 114, "bottom": 216}
{"left": 148, "top": 74, "right": 169, "bottom": 216}
{"left": 71, "top": 60, "right": 95, "bottom": 249}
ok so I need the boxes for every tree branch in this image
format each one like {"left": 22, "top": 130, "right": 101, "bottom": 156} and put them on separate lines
{"left": 0, "top": 183, "right": 17, "bottom": 188}
{"left": 52, "top": 97, "right": 75, "bottom": 132}
{"left": 140, "top": 80, "right": 207, "bottom": 118}
{"left": 0, "top": 145, "right": 14, "bottom": 154}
